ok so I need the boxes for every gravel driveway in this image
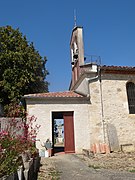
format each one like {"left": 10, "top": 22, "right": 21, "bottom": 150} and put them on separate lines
{"left": 38, "top": 154, "right": 135, "bottom": 180}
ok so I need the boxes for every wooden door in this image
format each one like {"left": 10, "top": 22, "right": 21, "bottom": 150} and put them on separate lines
{"left": 63, "top": 112, "right": 75, "bottom": 153}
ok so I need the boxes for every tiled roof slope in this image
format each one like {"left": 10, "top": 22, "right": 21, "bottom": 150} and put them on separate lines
{"left": 24, "top": 91, "right": 84, "bottom": 98}
{"left": 101, "top": 65, "right": 135, "bottom": 74}
{"left": 101, "top": 65, "right": 135, "bottom": 70}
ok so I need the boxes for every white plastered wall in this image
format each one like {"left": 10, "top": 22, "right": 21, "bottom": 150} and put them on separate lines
{"left": 26, "top": 100, "right": 90, "bottom": 153}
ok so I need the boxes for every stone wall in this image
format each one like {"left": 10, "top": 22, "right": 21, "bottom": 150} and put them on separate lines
{"left": 89, "top": 73, "right": 135, "bottom": 152}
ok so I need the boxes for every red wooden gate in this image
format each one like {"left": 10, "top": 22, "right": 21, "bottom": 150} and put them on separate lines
{"left": 63, "top": 112, "right": 75, "bottom": 153}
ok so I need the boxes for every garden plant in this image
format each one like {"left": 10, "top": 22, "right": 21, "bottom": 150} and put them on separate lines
{"left": 0, "top": 106, "right": 40, "bottom": 178}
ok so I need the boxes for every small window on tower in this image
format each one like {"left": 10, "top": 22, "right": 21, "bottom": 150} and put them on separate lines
{"left": 126, "top": 82, "right": 135, "bottom": 114}
{"left": 73, "top": 41, "right": 78, "bottom": 59}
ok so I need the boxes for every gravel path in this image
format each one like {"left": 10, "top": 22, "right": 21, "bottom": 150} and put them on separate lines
{"left": 54, "top": 154, "right": 109, "bottom": 180}
{"left": 38, "top": 153, "right": 135, "bottom": 180}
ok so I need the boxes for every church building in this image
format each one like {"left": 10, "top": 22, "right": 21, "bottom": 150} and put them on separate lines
{"left": 24, "top": 26, "right": 135, "bottom": 154}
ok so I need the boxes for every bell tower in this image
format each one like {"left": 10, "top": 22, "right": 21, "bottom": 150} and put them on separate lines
{"left": 70, "top": 26, "right": 84, "bottom": 88}
{"left": 70, "top": 26, "right": 84, "bottom": 66}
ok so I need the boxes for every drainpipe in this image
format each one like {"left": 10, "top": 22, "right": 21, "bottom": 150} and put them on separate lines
{"left": 98, "top": 69, "right": 106, "bottom": 144}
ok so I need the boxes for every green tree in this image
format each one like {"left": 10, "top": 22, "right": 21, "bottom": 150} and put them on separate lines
{"left": 0, "top": 26, "right": 49, "bottom": 108}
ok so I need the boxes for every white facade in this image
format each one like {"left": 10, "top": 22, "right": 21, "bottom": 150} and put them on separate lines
{"left": 26, "top": 98, "right": 90, "bottom": 153}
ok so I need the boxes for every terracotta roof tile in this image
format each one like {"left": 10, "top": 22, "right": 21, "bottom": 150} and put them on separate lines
{"left": 100, "top": 65, "right": 135, "bottom": 74}
{"left": 24, "top": 91, "right": 84, "bottom": 98}
{"left": 101, "top": 65, "right": 135, "bottom": 70}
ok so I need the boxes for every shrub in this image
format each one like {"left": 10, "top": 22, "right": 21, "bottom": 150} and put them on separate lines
{"left": 0, "top": 113, "right": 40, "bottom": 178}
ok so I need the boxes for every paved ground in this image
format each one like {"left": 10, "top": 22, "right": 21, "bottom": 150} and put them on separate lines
{"left": 38, "top": 154, "right": 135, "bottom": 180}
{"left": 54, "top": 154, "right": 109, "bottom": 180}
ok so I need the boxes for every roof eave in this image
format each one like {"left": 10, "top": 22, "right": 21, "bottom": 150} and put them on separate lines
{"left": 24, "top": 96, "right": 89, "bottom": 101}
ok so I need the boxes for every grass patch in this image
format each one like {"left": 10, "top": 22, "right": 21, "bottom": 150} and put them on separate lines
{"left": 129, "top": 169, "right": 135, "bottom": 173}
{"left": 88, "top": 164, "right": 101, "bottom": 169}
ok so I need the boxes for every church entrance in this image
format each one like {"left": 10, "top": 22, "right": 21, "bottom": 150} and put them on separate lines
{"left": 52, "top": 112, "right": 75, "bottom": 154}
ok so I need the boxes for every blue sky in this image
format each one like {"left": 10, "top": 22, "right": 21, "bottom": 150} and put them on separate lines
{"left": 0, "top": 0, "right": 135, "bottom": 92}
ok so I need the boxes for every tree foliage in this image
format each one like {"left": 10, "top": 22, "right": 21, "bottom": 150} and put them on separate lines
{"left": 0, "top": 26, "right": 49, "bottom": 107}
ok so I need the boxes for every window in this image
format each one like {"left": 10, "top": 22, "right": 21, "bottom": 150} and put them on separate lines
{"left": 126, "top": 82, "right": 135, "bottom": 114}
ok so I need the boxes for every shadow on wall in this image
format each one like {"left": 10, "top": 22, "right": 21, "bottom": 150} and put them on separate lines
{"left": 107, "top": 123, "right": 120, "bottom": 152}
